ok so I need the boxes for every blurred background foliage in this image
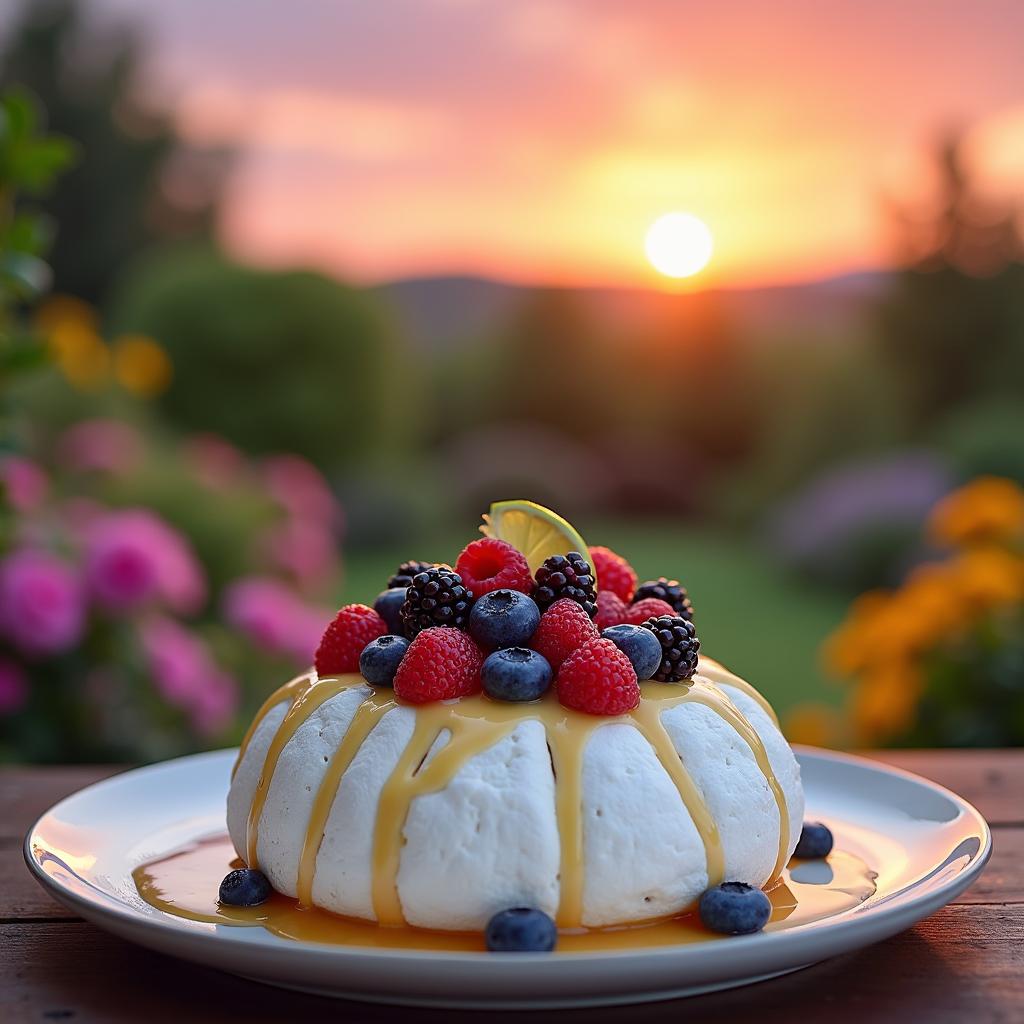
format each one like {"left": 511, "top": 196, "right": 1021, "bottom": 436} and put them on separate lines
{"left": 1, "top": 0, "right": 1023, "bottom": 759}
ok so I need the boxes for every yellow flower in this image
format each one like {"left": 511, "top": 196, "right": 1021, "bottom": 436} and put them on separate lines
{"left": 928, "top": 477, "right": 1024, "bottom": 549}
{"left": 35, "top": 295, "right": 109, "bottom": 390}
{"left": 35, "top": 294, "right": 98, "bottom": 334}
{"left": 821, "top": 590, "right": 892, "bottom": 676}
{"left": 47, "top": 323, "right": 109, "bottom": 390}
{"left": 783, "top": 703, "right": 844, "bottom": 747}
{"left": 948, "top": 547, "right": 1024, "bottom": 612}
{"left": 849, "top": 661, "right": 923, "bottom": 743}
{"left": 822, "top": 569, "right": 964, "bottom": 679}
{"left": 113, "top": 334, "right": 173, "bottom": 397}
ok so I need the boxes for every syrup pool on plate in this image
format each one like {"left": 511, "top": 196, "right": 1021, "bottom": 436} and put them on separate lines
{"left": 133, "top": 833, "right": 877, "bottom": 953}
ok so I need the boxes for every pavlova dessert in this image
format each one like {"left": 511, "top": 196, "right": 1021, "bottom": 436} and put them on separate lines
{"left": 222, "top": 501, "right": 829, "bottom": 951}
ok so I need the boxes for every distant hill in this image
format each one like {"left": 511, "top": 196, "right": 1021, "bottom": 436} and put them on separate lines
{"left": 374, "top": 271, "right": 889, "bottom": 350}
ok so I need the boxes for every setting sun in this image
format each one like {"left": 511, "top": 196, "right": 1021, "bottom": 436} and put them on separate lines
{"left": 644, "top": 212, "right": 714, "bottom": 279}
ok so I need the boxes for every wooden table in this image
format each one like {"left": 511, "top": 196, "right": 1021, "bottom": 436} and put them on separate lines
{"left": 2, "top": 751, "right": 1021, "bottom": 1023}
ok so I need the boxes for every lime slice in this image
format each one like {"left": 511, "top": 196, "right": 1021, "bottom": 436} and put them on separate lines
{"left": 480, "top": 500, "right": 590, "bottom": 575}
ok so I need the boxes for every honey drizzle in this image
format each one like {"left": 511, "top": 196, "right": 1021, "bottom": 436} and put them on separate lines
{"left": 245, "top": 674, "right": 361, "bottom": 867}
{"left": 232, "top": 670, "right": 314, "bottom": 780}
{"left": 681, "top": 682, "right": 790, "bottom": 880}
{"left": 697, "top": 658, "right": 779, "bottom": 726}
{"left": 630, "top": 688, "right": 725, "bottom": 886}
{"left": 296, "top": 690, "right": 395, "bottom": 906}
{"left": 241, "top": 660, "right": 788, "bottom": 927}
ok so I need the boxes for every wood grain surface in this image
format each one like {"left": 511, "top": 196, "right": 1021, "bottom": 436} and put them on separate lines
{"left": 2, "top": 751, "right": 1021, "bottom": 1023}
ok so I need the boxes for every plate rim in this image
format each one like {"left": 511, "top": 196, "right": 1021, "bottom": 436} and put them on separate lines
{"left": 23, "top": 744, "right": 992, "bottom": 968}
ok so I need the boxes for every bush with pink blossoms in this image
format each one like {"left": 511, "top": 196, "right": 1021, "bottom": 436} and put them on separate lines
{"left": 0, "top": 418, "right": 344, "bottom": 763}
{"left": 0, "top": 550, "right": 84, "bottom": 657}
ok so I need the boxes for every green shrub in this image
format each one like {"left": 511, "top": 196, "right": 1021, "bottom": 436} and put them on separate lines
{"left": 106, "top": 245, "right": 410, "bottom": 471}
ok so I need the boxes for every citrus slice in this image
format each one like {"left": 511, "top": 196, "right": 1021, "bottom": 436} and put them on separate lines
{"left": 480, "top": 500, "right": 590, "bottom": 575}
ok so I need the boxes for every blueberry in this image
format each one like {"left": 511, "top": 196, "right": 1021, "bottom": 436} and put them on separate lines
{"left": 359, "top": 635, "right": 409, "bottom": 686}
{"left": 698, "top": 881, "right": 771, "bottom": 935}
{"left": 793, "top": 821, "right": 833, "bottom": 859}
{"left": 485, "top": 907, "right": 557, "bottom": 952}
{"left": 600, "top": 624, "right": 663, "bottom": 680}
{"left": 482, "top": 647, "right": 552, "bottom": 702}
{"left": 469, "top": 589, "right": 540, "bottom": 649}
{"left": 218, "top": 868, "right": 272, "bottom": 907}
{"left": 374, "top": 588, "right": 407, "bottom": 635}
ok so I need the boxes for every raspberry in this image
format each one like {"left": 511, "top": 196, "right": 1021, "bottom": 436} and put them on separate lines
{"left": 625, "top": 597, "right": 675, "bottom": 625}
{"left": 455, "top": 538, "right": 533, "bottom": 597}
{"left": 530, "top": 598, "right": 599, "bottom": 671}
{"left": 595, "top": 589, "right": 628, "bottom": 630}
{"left": 314, "top": 604, "right": 387, "bottom": 675}
{"left": 589, "top": 546, "right": 638, "bottom": 603}
{"left": 557, "top": 638, "right": 640, "bottom": 716}
{"left": 393, "top": 627, "right": 485, "bottom": 703}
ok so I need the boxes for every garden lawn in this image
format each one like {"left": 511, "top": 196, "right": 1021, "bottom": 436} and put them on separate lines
{"left": 341, "top": 523, "right": 849, "bottom": 718}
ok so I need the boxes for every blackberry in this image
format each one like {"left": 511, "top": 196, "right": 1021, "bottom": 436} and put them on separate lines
{"left": 532, "top": 552, "right": 597, "bottom": 619}
{"left": 400, "top": 567, "right": 474, "bottom": 638}
{"left": 387, "top": 560, "right": 437, "bottom": 590}
{"left": 640, "top": 614, "right": 700, "bottom": 682}
{"left": 633, "top": 578, "right": 694, "bottom": 621}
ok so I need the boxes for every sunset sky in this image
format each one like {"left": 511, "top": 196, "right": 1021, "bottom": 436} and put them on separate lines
{"left": 88, "top": 0, "right": 1024, "bottom": 288}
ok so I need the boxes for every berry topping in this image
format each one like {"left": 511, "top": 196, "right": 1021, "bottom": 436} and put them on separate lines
{"left": 469, "top": 589, "right": 540, "bottom": 649}
{"left": 387, "top": 560, "right": 436, "bottom": 590}
{"left": 373, "top": 587, "right": 407, "bottom": 634}
{"left": 595, "top": 589, "right": 628, "bottom": 630}
{"left": 601, "top": 623, "right": 663, "bottom": 681}
{"left": 794, "top": 821, "right": 834, "bottom": 859}
{"left": 482, "top": 647, "right": 552, "bottom": 702}
{"left": 640, "top": 614, "right": 700, "bottom": 682}
{"left": 393, "top": 627, "right": 485, "bottom": 703}
{"left": 359, "top": 634, "right": 410, "bottom": 687}
{"left": 633, "top": 577, "right": 694, "bottom": 620}
{"left": 314, "top": 604, "right": 387, "bottom": 675}
{"left": 530, "top": 597, "right": 599, "bottom": 671}
{"left": 625, "top": 597, "right": 676, "bottom": 625}
{"left": 400, "top": 567, "right": 474, "bottom": 639}
{"left": 557, "top": 637, "right": 640, "bottom": 716}
{"left": 456, "top": 537, "right": 533, "bottom": 597}
{"left": 698, "top": 882, "right": 771, "bottom": 935}
{"left": 532, "top": 551, "right": 597, "bottom": 618}
{"left": 485, "top": 907, "right": 558, "bottom": 952}
{"left": 589, "top": 545, "right": 638, "bottom": 603}
{"left": 218, "top": 868, "right": 272, "bottom": 907}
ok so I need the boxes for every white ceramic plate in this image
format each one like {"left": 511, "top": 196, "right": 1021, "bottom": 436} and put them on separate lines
{"left": 25, "top": 746, "right": 990, "bottom": 1009}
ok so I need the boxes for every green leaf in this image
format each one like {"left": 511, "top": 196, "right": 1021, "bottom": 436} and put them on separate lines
{"left": 9, "top": 137, "right": 77, "bottom": 192}
{"left": 4, "top": 211, "right": 53, "bottom": 255}
{"left": 0, "top": 89, "right": 36, "bottom": 141}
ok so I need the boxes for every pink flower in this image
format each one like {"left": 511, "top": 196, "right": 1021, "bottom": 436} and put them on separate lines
{"left": 189, "top": 670, "right": 239, "bottom": 736}
{"left": 140, "top": 616, "right": 239, "bottom": 736}
{"left": 85, "top": 510, "right": 206, "bottom": 615}
{"left": 261, "top": 454, "right": 340, "bottom": 527}
{"left": 0, "top": 456, "right": 48, "bottom": 511}
{"left": 57, "top": 419, "right": 143, "bottom": 475}
{"left": 223, "top": 576, "right": 330, "bottom": 664}
{"left": 262, "top": 517, "right": 339, "bottom": 591}
{"left": 183, "top": 434, "right": 246, "bottom": 490}
{"left": 0, "top": 658, "right": 29, "bottom": 715}
{"left": 0, "top": 549, "right": 84, "bottom": 656}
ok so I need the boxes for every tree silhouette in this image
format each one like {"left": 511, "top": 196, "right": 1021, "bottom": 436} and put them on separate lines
{"left": 877, "top": 135, "right": 1024, "bottom": 430}
{"left": 0, "top": 0, "right": 228, "bottom": 304}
